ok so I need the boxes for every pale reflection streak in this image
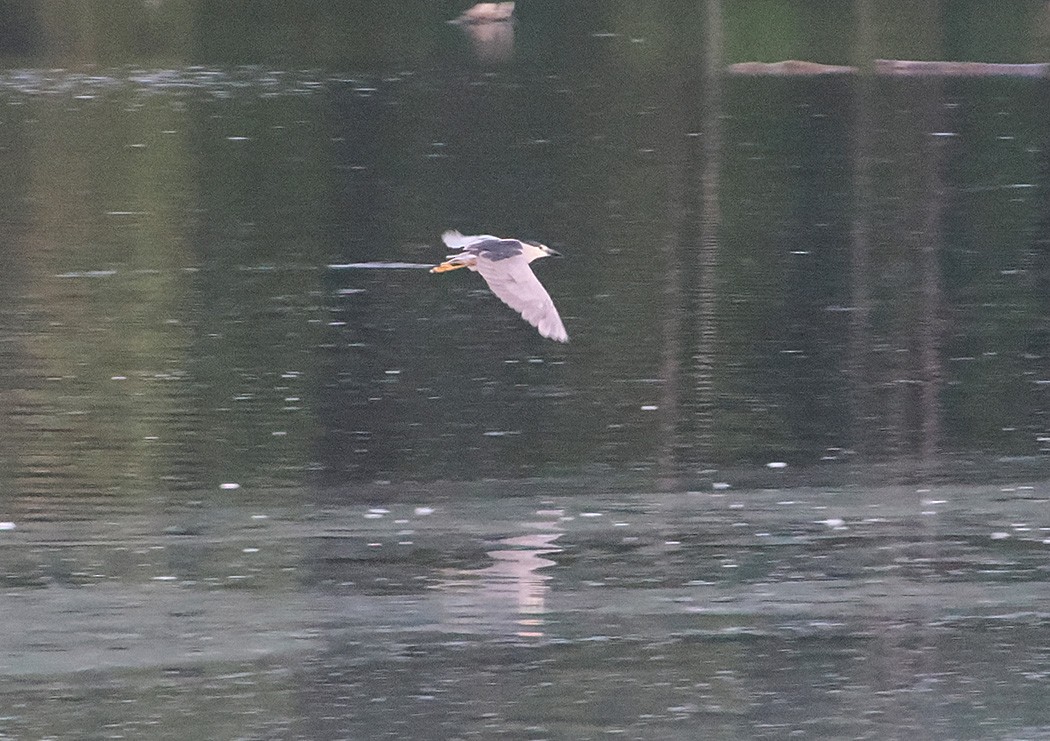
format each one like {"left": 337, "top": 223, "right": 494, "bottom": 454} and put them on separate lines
{"left": 460, "top": 21, "right": 515, "bottom": 64}
{"left": 435, "top": 526, "right": 561, "bottom": 638}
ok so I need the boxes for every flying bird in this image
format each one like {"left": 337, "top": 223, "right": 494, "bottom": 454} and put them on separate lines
{"left": 430, "top": 230, "right": 569, "bottom": 343}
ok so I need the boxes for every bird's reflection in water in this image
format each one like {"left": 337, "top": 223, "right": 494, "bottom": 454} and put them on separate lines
{"left": 455, "top": 2, "right": 515, "bottom": 24}
{"left": 451, "top": 3, "right": 515, "bottom": 63}
{"left": 436, "top": 527, "right": 561, "bottom": 638}
{"left": 461, "top": 21, "right": 514, "bottom": 63}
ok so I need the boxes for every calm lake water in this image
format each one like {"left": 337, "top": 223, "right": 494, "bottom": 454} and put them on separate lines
{"left": 1, "top": 2, "right": 1050, "bottom": 739}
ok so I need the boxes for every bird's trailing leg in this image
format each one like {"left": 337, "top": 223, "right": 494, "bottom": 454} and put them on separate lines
{"left": 430, "top": 260, "right": 470, "bottom": 274}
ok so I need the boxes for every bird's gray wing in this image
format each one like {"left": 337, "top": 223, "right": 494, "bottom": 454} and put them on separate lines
{"left": 476, "top": 256, "right": 569, "bottom": 343}
{"left": 442, "top": 230, "right": 523, "bottom": 261}
{"left": 465, "top": 239, "right": 524, "bottom": 262}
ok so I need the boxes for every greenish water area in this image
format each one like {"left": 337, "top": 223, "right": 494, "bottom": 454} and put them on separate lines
{"left": 1, "top": 2, "right": 1049, "bottom": 739}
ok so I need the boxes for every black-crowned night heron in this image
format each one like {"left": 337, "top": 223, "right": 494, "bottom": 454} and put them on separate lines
{"left": 430, "top": 230, "right": 569, "bottom": 343}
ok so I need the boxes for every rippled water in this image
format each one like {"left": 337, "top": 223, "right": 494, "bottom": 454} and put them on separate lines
{"left": 3, "top": 484, "right": 1050, "bottom": 738}
{"left": 1, "top": 13, "right": 1049, "bottom": 739}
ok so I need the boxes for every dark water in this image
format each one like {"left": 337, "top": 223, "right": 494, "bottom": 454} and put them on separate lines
{"left": 2, "top": 3, "right": 1050, "bottom": 739}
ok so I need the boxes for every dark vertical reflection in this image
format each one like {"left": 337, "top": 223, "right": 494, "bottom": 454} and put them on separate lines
{"left": 917, "top": 80, "right": 946, "bottom": 474}
{"left": 0, "top": 101, "right": 27, "bottom": 500}
{"left": 876, "top": 76, "right": 946, "bottom": 477}
{"left": 848, "top": 0, "right": 875, "bottom": 464}
{"left": 694, "top": 0, "right": 722, "bottom": 469}
{"left": 1031, "top": 78, "right": 1050, "bottom": 449}
{"left": 657, "top": 72, "right": 686, "bottom": 490}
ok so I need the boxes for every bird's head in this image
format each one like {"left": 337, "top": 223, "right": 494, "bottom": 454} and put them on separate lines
{"left": 522, "top": 240, "right": 563, "bottom": 262}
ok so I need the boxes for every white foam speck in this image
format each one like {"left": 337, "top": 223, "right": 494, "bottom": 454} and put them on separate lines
{"left": 220, "top": 482, "right": 240, "bottom": 490}
{"left": 0, "top": 522, "right": 15, "bottom": 530}
{"left": 767, "top": 461, "right": 788, "bottom": 469}
{"left": 414, "top": 507, "right": 434, "bottom": 516}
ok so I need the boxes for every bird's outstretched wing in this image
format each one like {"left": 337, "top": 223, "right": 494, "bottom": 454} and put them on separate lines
{"left": 476, "top": 256, "right": 569, "bottom": 343}
{"left": 442, "top": 230, "right": 495, "bottom": 249}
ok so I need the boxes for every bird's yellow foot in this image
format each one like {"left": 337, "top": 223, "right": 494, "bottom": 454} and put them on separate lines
{"left": 430, "top": 261, "right": 468, "bottom": 273}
